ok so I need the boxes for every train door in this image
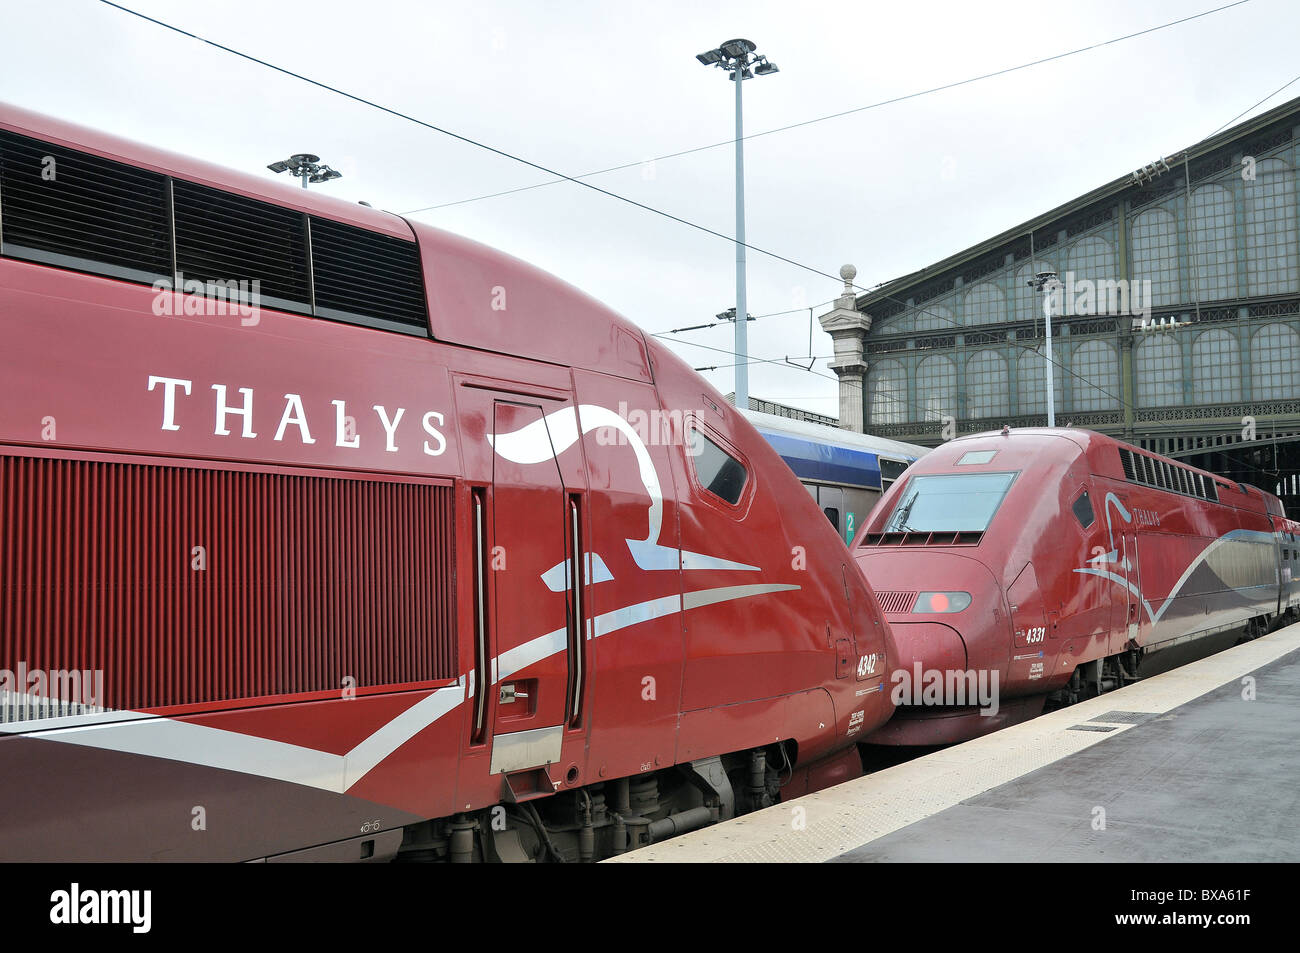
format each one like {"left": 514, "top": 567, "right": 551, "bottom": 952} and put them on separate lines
{"left": 1270, "top": 518, "right": 1288, "bottom": 617}
{"left": 820, "top": 485, "right": 844, "bottom": 539}
{"left": 459, "top": 384, "right": 587, "bottom": 789}
{"left": 1120, "top": 522, "right": 1142, "bottom": 648}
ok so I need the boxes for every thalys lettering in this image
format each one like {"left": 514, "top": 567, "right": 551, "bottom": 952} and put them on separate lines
{"left": 146, "top": 375, "right": 449, "bottom": 456}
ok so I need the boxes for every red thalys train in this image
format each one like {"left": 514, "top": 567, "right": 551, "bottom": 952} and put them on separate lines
{"left": 0, "top": 103, "right": 897, "bottom": 862}
{"left": 854, "top": 427, "right": 1300, "bottom": 746}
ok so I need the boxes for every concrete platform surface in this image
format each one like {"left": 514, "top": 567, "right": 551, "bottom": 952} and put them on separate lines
{"left": 611, "top": 624, "right": 1300, "bottom": 863}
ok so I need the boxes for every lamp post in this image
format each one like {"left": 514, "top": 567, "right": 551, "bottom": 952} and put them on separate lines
{"left": 697, "top": 39, "right": 778, "bottom": 411}
{"left": 267, "top": 153, "right": 342, "bottom": 189}
{"left": 1028, "top": 271, "right": 1061, "bottom": 427}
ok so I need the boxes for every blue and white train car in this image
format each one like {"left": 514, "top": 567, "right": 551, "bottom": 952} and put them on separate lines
{"left": 741, "top": 409, "right": 930, "bottom": 544}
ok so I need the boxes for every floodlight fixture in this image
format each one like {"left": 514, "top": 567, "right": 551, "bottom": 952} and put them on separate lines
{"left": 266, "top": 152, "right": 342, "bottom": 189}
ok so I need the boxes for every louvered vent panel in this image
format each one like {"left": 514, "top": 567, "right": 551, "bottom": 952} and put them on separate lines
{"left": 173, "top": 178, "right": 312, "bottom": 313}
{"left": 876, "top": 591, "right": 917, "bottom": 614}
{"left": 0, "top": 128, "right": 171, "bottom": 283}
{"left": 1119, "top": 448, "right": 1136, "bottom": 481}
{"left": 309, "top": 216, "right": 428, "bottom": 333}
{"left": 0, "top": 454, "right": 456, "bottom": 720}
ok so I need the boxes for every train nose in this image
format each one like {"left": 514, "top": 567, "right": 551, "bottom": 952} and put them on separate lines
{"left": 854, "top": 550, "right": 1017, "bottom": 744}
{"left": 855, "top": 550, "right": 1008, "bottom": 676}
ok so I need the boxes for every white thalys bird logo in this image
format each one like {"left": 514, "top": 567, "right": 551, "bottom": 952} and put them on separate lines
{"left": 488, "top": 404, "right": 761, "bottom": 579}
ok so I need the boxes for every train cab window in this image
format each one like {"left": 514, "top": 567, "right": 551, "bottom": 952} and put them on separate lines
{"left": 883, "top": 471, "right": 1016, "bottom": 533}
{"left": 690, "top": 429, "right": 748, "bottom": 505}
{"left": 824, "top": 508, "right": 840, "bottom": 532}
{"left": 1072, "top": 490, "right": 1095, "bottom": 529}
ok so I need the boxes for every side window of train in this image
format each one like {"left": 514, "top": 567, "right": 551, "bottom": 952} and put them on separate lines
{"left": 824, "top": 508, "right": 840, "bottom": 532}
{"left": 1072, "top": 489, "right": 1095, "bottom": 529}
{"left": 879, "top": 458, "right": 910, "bottom": 491}
{"left": 689, "top": 427, "right": 749, "bottom": 506}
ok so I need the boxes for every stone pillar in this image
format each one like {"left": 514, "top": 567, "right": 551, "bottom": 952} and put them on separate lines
{"left": 819, "top": 264, "right": 873, "bottom": 432}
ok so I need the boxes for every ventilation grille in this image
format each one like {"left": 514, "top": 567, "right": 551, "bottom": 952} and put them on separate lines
{"left": 0, "top": 128, "right": 171, "bottom": 283}
{"left": 0, "top": 453, "right": 456, "bottom": 718}
{"left": 876, "top": 591, "right": 917, "bottom": 614}
{"left": 1117, "top": 446, "right": 1219, "bottom": 502}
{"left": 173, "top": 179, "right": 312, "bottom": 313}
{"left": 862, "top": 531, "right": 984, "bottom": 547}
{"left": 309, "top": 216, "right": 427, "bottom": 332}
{"left": 0, "top": 127, "right": 429, "bottom": 336}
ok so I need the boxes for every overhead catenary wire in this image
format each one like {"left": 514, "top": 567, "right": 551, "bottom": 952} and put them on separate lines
{"left": 97, "top": 0, "right": 885, "bottom": 295}
{"left": 403, "top": 0, "right": 1253, "bottom": 214}
{"left": 99, "top": 0, "right": 1260, "bottom": 315}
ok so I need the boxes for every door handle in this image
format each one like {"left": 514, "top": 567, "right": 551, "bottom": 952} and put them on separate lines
{"left": 500, "top": 684, "right": 529, "bottom": 704}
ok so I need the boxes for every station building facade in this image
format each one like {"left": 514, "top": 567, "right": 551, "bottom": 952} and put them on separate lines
{"left": 821, "top": 95, "right": 1300, "bottom": 513}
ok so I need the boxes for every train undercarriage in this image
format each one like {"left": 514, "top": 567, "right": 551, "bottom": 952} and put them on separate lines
{"left": 1047, "top": 608, "right": 1296, "bottom": 709}
{"left": 393, "top": 743, "right": 791, "bottom": 863}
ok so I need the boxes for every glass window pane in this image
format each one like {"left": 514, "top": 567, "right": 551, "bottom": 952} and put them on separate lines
{"left": 1072, "top": 491, "right": 1095, "bottom": 528}
{"left": 691, "top": 430, "right": 748, "bottom": 504}
{"left": 868, "top": 360, "right": 907, "bottom": 425}
{"left": 884, "top": 472, "right": 1017, "bottom": 533}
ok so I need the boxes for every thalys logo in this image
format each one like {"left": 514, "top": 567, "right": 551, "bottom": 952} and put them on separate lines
{"left": 146, "top": 375, "right": 449, "bottom": 456}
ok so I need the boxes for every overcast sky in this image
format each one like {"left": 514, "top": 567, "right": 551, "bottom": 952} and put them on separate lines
{"left": 3, "top": 0, "right": 1295, "bottom": 415}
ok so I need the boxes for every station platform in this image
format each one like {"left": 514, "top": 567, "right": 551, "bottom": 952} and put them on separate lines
{"left": 612, "top": 623, "right": 1300, "bottom": 863}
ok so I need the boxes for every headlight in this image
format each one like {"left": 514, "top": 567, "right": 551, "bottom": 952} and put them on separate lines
{"left": 913, "top": 591, "right": 971, "bottom": 613}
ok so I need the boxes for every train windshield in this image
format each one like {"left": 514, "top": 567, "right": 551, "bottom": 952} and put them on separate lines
{"left": 883, "top": 471, "right": 1017, "bottom": 533}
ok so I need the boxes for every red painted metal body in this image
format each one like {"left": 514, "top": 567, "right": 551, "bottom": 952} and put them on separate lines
{"left": 855, "top": 428, "right": 1295, "bottom": 746}
{"left": 0, "top": 103, "right": 896, "bottom": 860}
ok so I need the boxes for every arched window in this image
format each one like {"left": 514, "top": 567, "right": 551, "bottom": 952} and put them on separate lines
{"left": 1136, "top": 335, "right": 1181, "bottom": 407}
{"left": 1245, "top": 158, "right": 1299, "bottom": 296}
{"left": 875, "top": 314, "right": 911, "bottom": 336}
{"left": 1190, "top": 184, "right": 1237, "bottom": 301}
{"left": 1016, "top": 345, "right": 1065, "bottom": 417}
{"left": 867, "top": 360, "right": 907, "bottom": 425}
{"left": 916, "top": 355, "right": 957, "bottom": 421}
{"left": 1251, "top": 323, "right": 1300, "bottom": 400}
{"left": 1069, "top": 341, "right": 1119, "bottom": 411}
{"left": 965, "top": 351, "right": 1008, "bottom": 419}
{"left": 914, "top": 302, "right": 956, "bottom": 333}
{"left": 1015, "top": 260, "right": 1055, "bottom": 323}
{"left": 1191, "top": 328, "right": 1241, "bottom": 404}
{"left": 1066, "top": 236, "right": 1118, "bottom": 316}
{"left": 1131, "top": 207, "right": 1180, "bottom": 307}
{"left": 963, "top": 282, "right": 1005, "bottom": 326}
